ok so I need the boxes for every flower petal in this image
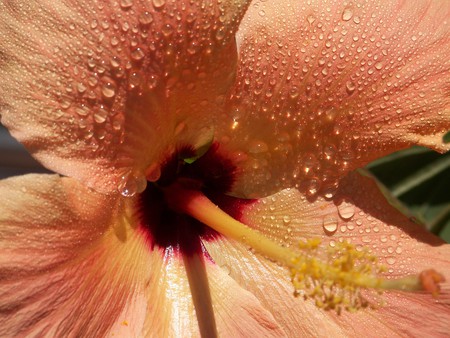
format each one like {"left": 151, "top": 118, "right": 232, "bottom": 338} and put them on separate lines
{"left": 206, "top": 260, "right": 286, "bottom": 337}
{"left": 0, "top": 0, "right": 251, "bottom": 194}
{"left": 205, "top": 171, "right": 450, "bottom": 337}
{"left": 0, "top": 174, "right": 290, "bottom": 336}
{"left": 217, "top": 0, "right": 450, "bottom": 197}
{"left": 0, "top": 174, "right": 131, "bottom": 336}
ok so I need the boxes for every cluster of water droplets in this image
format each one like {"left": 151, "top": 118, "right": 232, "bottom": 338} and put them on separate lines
{"left": 5, "top": 0, "right": 248, "bottom": 197}
{"left": 222, "top": 1, "right": 449, "bottom": 201}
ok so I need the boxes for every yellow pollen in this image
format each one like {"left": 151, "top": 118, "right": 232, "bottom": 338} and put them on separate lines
{"left": 164, "top": 184, "right": 445, "bottom": 313}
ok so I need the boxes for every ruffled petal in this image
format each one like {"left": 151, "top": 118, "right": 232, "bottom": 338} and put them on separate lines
{"left": 205, "top": 171, "right": 450, "bottom": 337}
{"left": 217, "top": 0, "right": 450, "bottom": 197}
{"left": 0, "top": 0, "right": 251, "bottom": 194}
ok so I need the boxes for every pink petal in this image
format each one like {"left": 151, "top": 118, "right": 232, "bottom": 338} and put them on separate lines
{"left": 0, "top": 174, "right": 131, "bottom": 336}
{"left": 217, "top": 0, "right": 450, "bottom": 197}
{"left": 0, "top": 1, "right": 250, "bottom": 194}
{"left": 205, "top": 171, "right": 450, "bottom": 337}
{"left": 201, "top": 259, "right": 287, "bottom": 337}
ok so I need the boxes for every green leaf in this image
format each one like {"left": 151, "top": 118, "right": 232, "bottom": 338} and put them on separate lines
{"left": 367, "top": 146, "right": 450, "bottom": 243}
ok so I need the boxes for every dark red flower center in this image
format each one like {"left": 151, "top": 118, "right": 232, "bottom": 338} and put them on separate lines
{"left": 137, "top": 142, "right": 254, "bottom": 256}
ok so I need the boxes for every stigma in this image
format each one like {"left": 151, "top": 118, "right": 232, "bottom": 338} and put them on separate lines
{"left": 163, "top": 183, "right": 445, "bottom": 314}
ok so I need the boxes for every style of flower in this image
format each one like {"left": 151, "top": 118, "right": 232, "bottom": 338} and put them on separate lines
{"left": 0, "top": 0, "right": 449, "bottom": 337}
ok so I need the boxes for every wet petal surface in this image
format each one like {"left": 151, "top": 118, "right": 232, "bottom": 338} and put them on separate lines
{"left": 0, "top": 0, "right": 250, "bottom": 194}
{"left": 218, "top": 0, "right": 450, "bottom": 198}
{"left": 205, "top": 172, "right": 450, "bottom": 337}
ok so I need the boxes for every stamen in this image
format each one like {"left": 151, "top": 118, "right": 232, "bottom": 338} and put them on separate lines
{"left": 164, "top": 184, "right": 445, "bottom": 312}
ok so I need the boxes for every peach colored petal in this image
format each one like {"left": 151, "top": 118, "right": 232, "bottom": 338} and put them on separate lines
{"left": 0, "top": 174, "right": 131, "bottom": 336}
{"left": 0, "top": 0, "right": 251, "bottom": 194}
{"left": 205, "top": 172, "right": 450, "bottom": 337}
{"left": 0, "top": 174, "right": 292, "bottom": 336}
{"left": 217, "top": 0, "right": 450, "bottom": 198}
{"left": 206, "top": 260, "right": 286, "bottom": 337}
{"left": 0, "top": 174, "right": 199, "bottom": 336}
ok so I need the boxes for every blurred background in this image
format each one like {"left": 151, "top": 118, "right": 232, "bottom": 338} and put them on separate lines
{"left": 1, "top": 123, "right": 449, "bottom": 242}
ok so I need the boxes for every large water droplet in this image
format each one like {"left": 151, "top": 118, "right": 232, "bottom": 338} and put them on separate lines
{"left": 386, "top": 256, "right": 396, "bottom": 265}
{"left": 342, "top": 8, "right": 353, "bottom": 21}
{"left": 94, "top": 106, "right": 108, "bottom": 123}
{"left": 118, "top": 172, "right": 147, "bottom": 197}
{"left": 102, "top": 81, "right": 116, "bottom": 98}
{"left": 337, "top": 200, "right": 355, "bottom": 220}
{"left": 120, "top": 0, "right": 133, "bottom": 9}
{"left": 139, "top": 11, "right": 154, "bottom": 25}
{"left": 323, "top": 217, "right": 338, "bottom": 234}
{"left": 152, "top": 0, "right": 166, "bottom": 9}
{"left": 131, "top": 48, "right": 145, "bottom": 61}
{"left": 346, "top": 81, "right": 356, "bottom": 95}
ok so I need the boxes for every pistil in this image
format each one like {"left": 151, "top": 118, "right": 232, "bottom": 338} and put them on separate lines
{"left": 164, "top": 183, "right": 445, "bottom": 312}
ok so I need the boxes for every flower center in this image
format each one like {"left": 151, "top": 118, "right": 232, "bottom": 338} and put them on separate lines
{"left": 137, "top": 142, "right": 253, "bottom": 255}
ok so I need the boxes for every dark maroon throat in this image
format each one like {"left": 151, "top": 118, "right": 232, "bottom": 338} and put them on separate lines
{"left": 137, "top": 142, "right": 254, "bottom": 256}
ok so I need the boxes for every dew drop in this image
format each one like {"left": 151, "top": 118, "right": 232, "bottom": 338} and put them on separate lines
{"left": 118, "top": 172, "right": 147, "bottom": 197}
{"left": 129, "top": 72, "right": 142, "bottom": 90}
{"left": 322, "top": 186, "right": 337, "bottom": 200}
{"left": 362, "top": 236, "right": 371, "bottom": 243}
{"left": 215, "top": 28, "right": 226, "bottom": 41}
{"left": 94, "top": 106, "right": 108, "bottom": 123}
{"left": 307, "top": 15, "right": 315, "bottom": 25}
{"left": 77, "top": 83, "right": 87, "bottom": 94}
{"left": 102, "top": 81, "right": 116, "bottom": 99}
{"left": 346, "top": 81, "right": 356, "bottom": 94}
{"left": 337, "top": 200, "right": 355, "bottom": 220}
{"left": 301, "top": 178, "right": 320, "bottom": 196}
{"left": 139, "top": 11, "right": 154, "bottom": 25}
{"left": 131, "top": 48, "right": 145, "bottom": 61}
{"left": 162, "top": 24, "right": 174, "bottom": 37}
{"left": 386, "top": 256, "right": 396, "bottom": 265}
{"left": 342, "top": 8, "right": 353, "bottom": 21}
{"left": 120, "top": 0, "right": 133, "bottom": 9}
{"left": 323, "top": 217, "right": 338, "bottom": 234}
{"left": 152, "top": 0, "right": 166, "bottom": 9}
{"left": 75, "top": 104, "right": 89, "bottom": 116}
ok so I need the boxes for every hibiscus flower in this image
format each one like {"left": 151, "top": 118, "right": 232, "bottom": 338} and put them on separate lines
{"left": 1, "top": 0, "right": 449, "bottom": 337}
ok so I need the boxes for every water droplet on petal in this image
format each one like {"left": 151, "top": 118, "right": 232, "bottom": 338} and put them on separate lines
{"left": 346, "top": 81, "right": 356, "bottom": 95}
{"left": 152, "top": 0, "right": 166, "bottom": 9}
{"left": 386, "top": 257, "right": 396, "bottom": 265}
{"left": 102, "top": 81, "right": 116, "bottom": 98}
{"left": 323, "top": 217, "right": 338, "bottom": 234}
{"left": 131, "top": 48, "right": 145, "bottom": 62}
{"left": 337, "top": 200, "right": 355, "bottom": 220}
{"left": 94, "top": 106, "right": 108, "bottom": 123}
{"left": 139, "top": 11, "right": 154, "bottom": 25}
{"left": 342, "top": 8, "right": 353, "bottom": 21}
{"left": 120, "top": 0, "right": 133, "bottom": 9}
{"left": 118, "top": 172, "right": 147, "bottom": 197}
